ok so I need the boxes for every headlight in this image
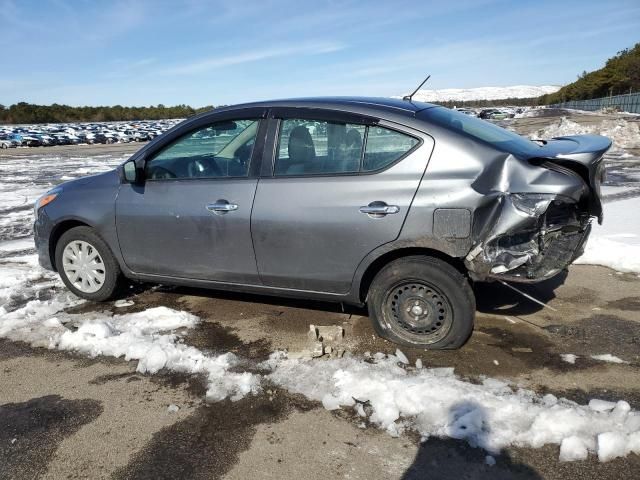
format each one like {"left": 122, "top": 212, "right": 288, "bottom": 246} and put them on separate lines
{"left": 35, "top": 187, "right": 62, "bottom": 213}
{"left": 511, "top": 193, "right": 557, "bottom": 217}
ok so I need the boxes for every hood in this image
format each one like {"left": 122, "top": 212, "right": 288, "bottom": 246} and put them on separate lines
{"left": 58, "top": 169, "right": 119, "bottom": 191}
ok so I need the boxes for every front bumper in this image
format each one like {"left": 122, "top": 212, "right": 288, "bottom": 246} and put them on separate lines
{"left": 34, "top": 209, "right": 55, "bottom": 271}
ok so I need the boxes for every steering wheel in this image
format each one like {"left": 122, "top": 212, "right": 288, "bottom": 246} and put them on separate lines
{"left": 187, "top": 157, "right": 222, "bottom": 178}
{"left": 149, "top": 166, "right": 177, "bottom": 180}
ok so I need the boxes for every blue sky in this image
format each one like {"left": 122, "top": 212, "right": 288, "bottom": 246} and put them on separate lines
{"left": 1, "top": 0, "right": 639, "bottom": 106}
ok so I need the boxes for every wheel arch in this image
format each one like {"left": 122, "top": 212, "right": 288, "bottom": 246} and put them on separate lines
{"left": 357, "top": 247, "right": 467, "bottom": 303}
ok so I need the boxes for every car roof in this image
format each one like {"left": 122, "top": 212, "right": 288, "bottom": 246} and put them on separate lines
{"left": 212, "top": 96, "right": 440, "bottom": 119}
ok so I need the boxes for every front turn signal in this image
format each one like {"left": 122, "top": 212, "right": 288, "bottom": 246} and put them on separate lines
{"left": 35, "top": 187, "right": 62, "bottom": 212}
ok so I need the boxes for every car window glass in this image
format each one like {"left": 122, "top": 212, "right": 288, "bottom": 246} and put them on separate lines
{"left": 419, "top": 107, "right": 539, "bottom": 155}
{"left": 275, "top": 119, "right": 365, "bottom": 176}
{"left": 145, "top": 119, "right": 259, "bottom": 180}
{"left": 362, "top": 127, "right": 418, "bottom": 171}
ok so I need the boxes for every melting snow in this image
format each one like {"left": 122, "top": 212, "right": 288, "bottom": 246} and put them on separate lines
{"left": 560, "top": 354, "right": 578, "bottom": 364}
{"left": 404, "top": 85, "right": 560, "bottom": 102}
{"left": 590, "top": 354, "right": 630, "bottom": 364}
{"left": 0, "top": 299, "right": 260, "bottom": 401}
{"left": 531, "top": 117, "right": 640, "bottom": 151}
{"left": 262, "top": 352, "right": 640, "bottom": 462}
{"left": 576, "top": 197, "right": 640, "bottom": 274}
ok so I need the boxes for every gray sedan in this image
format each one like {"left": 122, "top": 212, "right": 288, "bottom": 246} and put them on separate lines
{"left": 33, "top": 97, "right": 610, "bottom": 349}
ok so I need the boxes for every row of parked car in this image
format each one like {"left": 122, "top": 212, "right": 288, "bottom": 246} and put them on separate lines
{"left": 454, "top": 107, "right": 528, "bottom": 120}
{"left": 0, "top": 106, "right": 533, "bottom": 150}
{"left": 0, "top": 119, "right": 182, "bottom": 149}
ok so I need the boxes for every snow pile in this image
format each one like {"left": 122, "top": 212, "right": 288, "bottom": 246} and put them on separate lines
{"left": 531, "top": 117, "right": 640, "bottom": 150}
{"left": 590, "top": 354, "right": 629, "bottom": 364}
{"left": 576, "top": 197, "right": 640, "bottom": 273}
{"left": 263, "top": 352, "right": 640, "bottom": 462}
{"left": 560, "top": 354, "right": 578, "bottom": 364}
{"left": 407, "top": 85, "right": 560, "bottom": 103}
{"left": 0, "top": 299, "right": 260, "bottom": 402}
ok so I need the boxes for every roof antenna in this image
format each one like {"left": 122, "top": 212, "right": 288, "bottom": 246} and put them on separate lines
{"left": 403, "top": 75, "right": 431, "bottom": 102}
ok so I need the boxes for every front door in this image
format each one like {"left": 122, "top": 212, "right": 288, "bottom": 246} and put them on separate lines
{"left": 116, "top": 117, "right": 265, "bottom": 284}
{"left": 251, "top": 111, "right": 434, "bottom": 293}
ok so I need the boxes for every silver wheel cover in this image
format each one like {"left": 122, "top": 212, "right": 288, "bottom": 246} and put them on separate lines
{"left": 62, "top": 240, "right": 106, "bottom": 294}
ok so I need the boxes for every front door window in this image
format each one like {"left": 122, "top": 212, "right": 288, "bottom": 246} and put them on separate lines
{"left": 145, "top": 119, "right": 259, "bottom": 180}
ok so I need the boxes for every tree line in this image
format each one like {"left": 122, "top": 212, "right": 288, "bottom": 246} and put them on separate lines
{"left": 539, "top": 42, "right": 640, "bottom": 105}
{"left": 0, "top": 103, "right": 214, "bottom": 124}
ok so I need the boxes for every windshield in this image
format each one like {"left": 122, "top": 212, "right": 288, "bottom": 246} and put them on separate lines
{"left": 419, "top": 107, "right": 540, "bottom": 156}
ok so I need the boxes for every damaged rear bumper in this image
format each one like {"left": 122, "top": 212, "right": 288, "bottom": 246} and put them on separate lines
{"left": 465, "top": 193, "right": 593, "bottom": 283}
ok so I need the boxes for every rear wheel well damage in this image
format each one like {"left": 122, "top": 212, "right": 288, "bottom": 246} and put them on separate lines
{"left": 358, "top": 248, "right": 467, "bottom": 303}
{"left": 464, "top": 193, "right": 592, "bottom": 282}
{"left": 49, "top": 220, "right": 91, "bottom": 271}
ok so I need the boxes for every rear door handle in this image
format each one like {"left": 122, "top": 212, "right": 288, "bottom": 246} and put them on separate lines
{"left": 359, "top": 202, "right": 400, "bottom": 217}
{"left": 206, "top": 200, "right": 238, "bottom": 214}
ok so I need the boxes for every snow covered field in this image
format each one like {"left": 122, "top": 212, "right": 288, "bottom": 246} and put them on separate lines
{"left": 1, "top": 113, "right": 640, "bottom": 466}
{"left": 406, "top": 85, "right": 561, "bottom": 103}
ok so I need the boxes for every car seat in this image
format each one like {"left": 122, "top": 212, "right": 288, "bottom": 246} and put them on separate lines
{"left": 284, "top": 126, "right": 315, "bottom": 175}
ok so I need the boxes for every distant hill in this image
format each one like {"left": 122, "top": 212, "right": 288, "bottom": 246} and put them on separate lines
{"left": 539, "top": 43, "right": 640, "bottom": 104}
{"left": 404, "top": 85, "right": 560, "bottom": 103}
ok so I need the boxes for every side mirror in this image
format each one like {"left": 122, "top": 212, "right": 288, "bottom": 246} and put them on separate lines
{"left": 123, "top": 159, "right": 145, "bottom": 184}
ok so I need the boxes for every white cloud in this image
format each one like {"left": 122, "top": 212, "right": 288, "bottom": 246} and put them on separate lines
{"left": 159, "top": 42, "right": 346, "bottom": 76}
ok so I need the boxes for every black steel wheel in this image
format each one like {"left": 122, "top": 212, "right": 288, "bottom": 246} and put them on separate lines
{"left": 368, "top": 255, "right": 475, "bottom": 349}
{"left": 385, "top": 280, "right": 454, "bottom": 344}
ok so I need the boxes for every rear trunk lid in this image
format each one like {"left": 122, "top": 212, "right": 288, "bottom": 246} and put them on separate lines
{"left": 531, "top": 134, "right": 611, "bottom": 222}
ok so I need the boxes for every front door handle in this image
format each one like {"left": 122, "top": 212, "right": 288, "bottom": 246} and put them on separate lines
{"left": 359, "top": 201, "right": 400, "bottom": 217}
{"left": 206, "top": 200, "right": 238, "bottom": 215}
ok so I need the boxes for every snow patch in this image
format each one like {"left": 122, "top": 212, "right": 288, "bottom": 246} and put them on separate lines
{"left": 560, "top": 354, "right": 578, "bottom": 364}
{"left": 590, "top": 354, "right": 629, "bottom": 364}
{"left": 559, "top": 436, "right": 589, "bottom": 462}
{"left": 114, "top": 299, "right": 135, "bottom": 308}
{"left": 404, "top": 85, "right": 560, "bottom": 102}
{"left": 576, "top": 197, "right": 640, "bottom": 274}
{"left": 0, "top": 299, "right": 260, "bottom": 402}
{"left": 531, "top": 117, "right": 640, "bottom": 151}
{"left": 262, "top": 352, "right": 640, "bottom": 462}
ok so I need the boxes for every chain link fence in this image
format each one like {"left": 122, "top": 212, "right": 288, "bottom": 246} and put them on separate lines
{"left": 551, "top": 92, "right": 640, "bottom": 113}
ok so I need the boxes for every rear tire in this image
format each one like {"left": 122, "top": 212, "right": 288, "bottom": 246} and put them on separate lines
{"left": 55, "top": 226, "right": 124, "bottom": 301}
{"left": 367, "top": 255, "right": 475, "bottom": 350}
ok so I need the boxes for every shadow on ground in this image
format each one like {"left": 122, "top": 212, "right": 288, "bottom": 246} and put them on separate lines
{"left": 402, "top": 401, "right": 542, "bottom": 480}
{"left": 474, "top": 271, "right": 568, "bottom": 316}
{"left": 108, "top": 269, "right": 568, "bottom": 321}
{"left": 0, "top": 395, "right": 103, "bottom": 479}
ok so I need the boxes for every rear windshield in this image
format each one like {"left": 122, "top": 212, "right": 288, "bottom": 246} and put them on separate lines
{"left": 419, "top": 107, "right": 540, "bottom": 156}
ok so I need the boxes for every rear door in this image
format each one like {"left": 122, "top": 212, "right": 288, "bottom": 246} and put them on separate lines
{"left": 116, "top": 110, "right": 267, "bottom": 284}
{"left": 251, "top": 108, "right": 434, "bottom": 293}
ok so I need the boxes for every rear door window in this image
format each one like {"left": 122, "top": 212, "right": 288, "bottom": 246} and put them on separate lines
{"left": 363, "top": 127, "right": 419, "bottom": 171}
{"left": 275, "top": 119, "right": 365, "bottom": 175}
{"left": 274, "top": 119, "right": 418, "bottom": 176}
{"left": 419, "top": 107, "right": 540, "bottom": 156}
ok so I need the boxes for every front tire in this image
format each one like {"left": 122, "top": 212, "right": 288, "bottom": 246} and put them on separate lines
{"left": 55, "top": 226, "right": 124, "bottom": 301}
{"left": 368, "top": 255, "right": 475, "bottom": 350}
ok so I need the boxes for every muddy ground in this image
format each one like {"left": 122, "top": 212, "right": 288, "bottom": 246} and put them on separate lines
{"left": 1, "top": 264, "right": 639, "bottom": 480}
{"left": 2, "top": 111, "right": 640, "bottom": 479}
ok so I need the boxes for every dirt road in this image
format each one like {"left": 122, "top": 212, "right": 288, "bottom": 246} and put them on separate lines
{"left": 1, "top": 263, "right": 639, "bottom": 479}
